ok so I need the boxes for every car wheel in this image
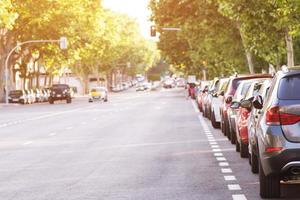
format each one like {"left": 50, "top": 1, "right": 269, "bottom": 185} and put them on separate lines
{"left": 230, "top": 130, "right": 236, "bottom": 144}
{"left": 66, "top": 98, "right": 72, "bottom": 104}
{"left": 211, "top": 111, "right": 220, "bottom": 129}
{"left": 251, "top": 149, "right": 259, "bottom": 174}
{"left": 49, "top": 98, "right": 54, "bottom": 104}
{"left": 235, "top": 139, "right": 240, "bottom": 152}
{"left": 104, "top": 98, "right": 108, "bottom": 102}
{"left": 259, "top": 160, "right": 280, "bottom": 198}
{"left": 240, "top": 142, "right": 249, "bottom": 158}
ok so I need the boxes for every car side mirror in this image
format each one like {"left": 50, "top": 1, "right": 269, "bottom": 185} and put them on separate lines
{"left": 240, "top": 99, "right": 252, "bottom": 110}
{"left": 230, "top": 101, "right": 240, "bottom": 109}
{"left": 219, "top": 91, "right": 225, "bottom": 96}
{"left": 253, "top": 95, "right": 263, "bottom": 109}
{"left": 225, "top": 95, "right": 233, "bottom": 104}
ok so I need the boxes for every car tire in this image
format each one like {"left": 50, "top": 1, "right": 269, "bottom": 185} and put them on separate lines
{"left": 235, "top": 139, "right": 240, "bottom": 152}
{"left": 66, "top": 98, "right": 72, "bottom": 104}
{"left": 259, "top": 161, "right": 280, "bottom": 199}
{"left": 240, "top": 142, "right": 249, "bottom": 158}
{"left": 49, "top": 98, "right": 54, "bottom": 104}
{"left": 211, "top": 111, "right": 220, "bottom": 129}
{"left": 230, "top": 130, "right": 236, "bottom": 144}
{"left": 104, "top": 98, "right": 108, "bottom": 102}
{"left": 251, "top": 149, "right": 259, "bottom": 174}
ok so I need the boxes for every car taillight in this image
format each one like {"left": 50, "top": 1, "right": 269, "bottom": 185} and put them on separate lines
{"left": 280, "top": 112, "right": 300, "bottom": 125}
{"left": 266, "top": 106, "right": 300, "bottom": 125}
{"left": 265, "top": 147, "right": 283, "bottom": 153}
{"left": 266, "top": 106, "right": 280, "bottom": 125}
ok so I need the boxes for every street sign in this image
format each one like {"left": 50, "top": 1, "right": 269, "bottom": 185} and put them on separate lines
{"left": 60, "top": 37, "right": 68, "bottom": 49}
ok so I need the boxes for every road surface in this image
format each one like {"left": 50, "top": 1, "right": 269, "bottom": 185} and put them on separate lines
{"left": 0, "top": 88, "right": 299, "bottom": 200}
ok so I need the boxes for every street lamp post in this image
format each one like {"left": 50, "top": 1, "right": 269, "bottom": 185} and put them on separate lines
{"left": 4, "top": 37, "right": 67, "bottom": 104}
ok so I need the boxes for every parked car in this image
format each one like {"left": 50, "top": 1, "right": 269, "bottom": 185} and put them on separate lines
{"left": 196, "top": 81, "right": 209, "bottom": 112}
{"left": 253, "top": 67, "right": 300, "bottom": 198}
{"left": 88, "top": 87, "right": 108, "bottom": 102}
{"left": 33, "top": 89, "right": 42, "bottom": 103}
{"left": 203, "top": 78, "right": 219, "bottom": 118}
{"left": 236, "top": 79, "right": 268, "bottom": 158}
{"left": 163, "top": 79, "right": 175, "bottom": 88}
{"left": 220, "top": 74, "right": 273, "bottom": 137}
{"left": 228, "top": 79, "right": 253, "bottom": 145}
{"left": 210, "top": 78, "right": 229, "bottom": 128}
{"left": 48, "top": 84, "right": 72, "bottom": 104}
{"left": 248, "top": 79, "right": 272, "bottom": 174}
{"left": 8, "top": 90, "right": 27, "bottom": 104}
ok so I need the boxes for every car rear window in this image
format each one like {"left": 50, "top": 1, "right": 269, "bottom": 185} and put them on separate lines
{"left": 278, "top": 75, "right": 300, "bottom": 100}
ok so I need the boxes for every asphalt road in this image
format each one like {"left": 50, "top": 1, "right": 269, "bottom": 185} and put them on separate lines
{"left": 0, "top": 88, "right": 299, "bottom": 200}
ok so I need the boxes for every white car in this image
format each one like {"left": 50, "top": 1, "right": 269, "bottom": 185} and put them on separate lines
{"left": 210, "top": 78, "right": 229, "bottom": 128}
{"left": 88, "top": 87, "right": 108, "bottom": 102}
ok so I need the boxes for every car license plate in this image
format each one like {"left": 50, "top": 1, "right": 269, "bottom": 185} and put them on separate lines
{"left": 57, "top": 94, "right": 61, "bottom": 97}
{"left": 13, "top": 99, "right": 18, "bottom": 101}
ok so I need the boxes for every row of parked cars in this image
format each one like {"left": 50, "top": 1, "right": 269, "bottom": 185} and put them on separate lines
{"left": 8, "top": 84, "right": 74, "bottom": 104}
{"left": 193, "top": 66, "right": 300, "bottom": 199}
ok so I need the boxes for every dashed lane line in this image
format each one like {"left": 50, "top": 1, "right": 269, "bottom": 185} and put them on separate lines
{"left": 191, "top": 100, "right": 247, "bottom": 200}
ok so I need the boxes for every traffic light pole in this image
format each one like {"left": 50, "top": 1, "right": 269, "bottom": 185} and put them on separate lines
{"left": 4, "top": 38, "right": 67, "bottom": 104}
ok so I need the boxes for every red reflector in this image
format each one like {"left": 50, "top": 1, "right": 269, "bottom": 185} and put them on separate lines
{"left": 265, "top": 147, "right": 283, "bottom": 153}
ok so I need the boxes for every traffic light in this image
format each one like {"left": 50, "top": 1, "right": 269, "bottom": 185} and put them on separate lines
{"left": 150, "top": 25, "right": 156, "bottom": 37}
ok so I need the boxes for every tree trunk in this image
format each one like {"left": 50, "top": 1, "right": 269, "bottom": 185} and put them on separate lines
{"left": 285, "top": 29, "right": 294, "bottom": 67}
{"left": 237, "top": 22, "right": 255, "bottom": 74}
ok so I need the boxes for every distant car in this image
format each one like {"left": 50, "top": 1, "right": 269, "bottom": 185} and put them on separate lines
{"left": 176, "top": 78, "right": 186, "bottom": 87}
{"left": 136, "top": 85, "right": 144, "bottom": 91}
{"left": 8, "top": 90, "right": 27, "bottom": 104}
{"left": 203, "top": 78, "right": 219, "bottom": 118}
{"left": 48, "top": 84, "right": 72, "bottom": 104}
{"left": 163, "top": 79, "right": 175, "bottom": 88}
{"left": 254, "top": 67, "right": 300, "bottom": 198}
{"left": 88, "top": 87, "right": 108, "bottom": 102}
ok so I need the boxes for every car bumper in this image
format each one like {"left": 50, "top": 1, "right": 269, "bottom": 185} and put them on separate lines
{"left": 260, "top": 148, "right": 300, "bottom": 176}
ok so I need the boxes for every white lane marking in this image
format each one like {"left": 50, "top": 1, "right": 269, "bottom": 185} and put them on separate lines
{"left": 228, "top": 184, "right": 241, "bottom": 191}
{"left": 65, "top": 127, "right": 73, "bottom": 130}
{"left": 191, "top": 100, "right": 199, "bottom": 113}
{"left": 211, "top": 145, "right": 220, "bottom": 148}
{"left": 93, "top": 118, "right": 97, "bottom": 121}
{"left": 221, "top": 168, "right": 233, "bottom": 173}
{"left": 23, "top": 141, "right": 33, "bottom": 145}
{"left": 224, "top": 175, "right": 236, "bottom": 181}
{"left": 81, "top": 122, "right": 87, "bottom": 125}
{"left": 48, "top": 132, "right": 57, "bottom": 137}
{"left": 212, "top": 149, "right": 222, "bottom": 152}
{"left": 155, "top": 106, "right": 162, "bottom": 110}
{"left": 232, "top": 194, "right": 247, "bottom": 200}
{"left": 214, "top": 153, "right": 223, "bottom": 157}
{"left": 216, "top": 157, "right": 227, "bottom": 161}
{"left": 210, "top": 142, "right": 218, "bottom": 145}
{"left": 219, "top": 162, "right": 229, "bottom": 167}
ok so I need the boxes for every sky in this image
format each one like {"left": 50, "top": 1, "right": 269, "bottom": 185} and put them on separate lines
{"left": 102, "top": 0, "right": 153, "bottom": 40}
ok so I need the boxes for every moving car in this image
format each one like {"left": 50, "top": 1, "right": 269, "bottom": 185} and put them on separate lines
{"left": 163, "top": 79, "right": 175, "bottom": 88}
{"left": 88, "top": 87, "right": 108, "bottom": 102}
{"left": 8, "top": 90, "right": 27, "bottom": 104}
{"left": 254, "top": 67, "right": 300, "bottom": 198}
{"left": 48, "top": 84, "right": 72, "bottom": 104}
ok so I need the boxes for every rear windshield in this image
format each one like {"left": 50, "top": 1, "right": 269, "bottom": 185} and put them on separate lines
{"left": 91, "top": 88, "right": 105, "bottom": 92}
{"left": 278, "top": 75, "right": 300, "bottom": 100}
